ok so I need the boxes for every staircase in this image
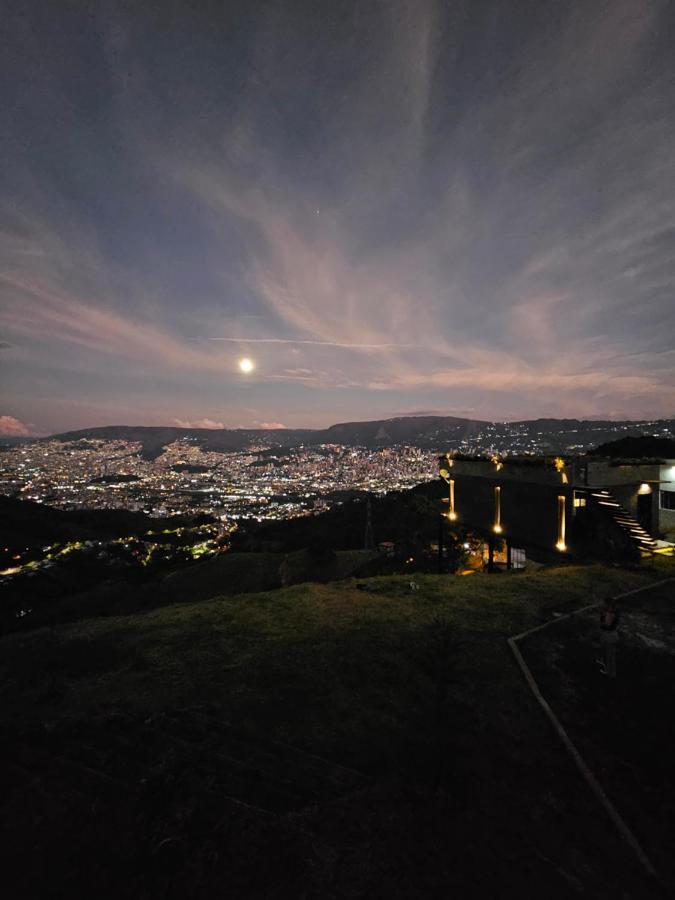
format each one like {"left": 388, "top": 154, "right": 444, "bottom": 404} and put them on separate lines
{"left": 590, "top": 489, "right": 657, "bottom": 557}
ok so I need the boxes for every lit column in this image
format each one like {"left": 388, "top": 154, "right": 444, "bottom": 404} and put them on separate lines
{"left": 448, "top": 479, "right": 457, "bottom": 521}
{"left": 556, "top": 495, "right": 566, "bottom": 551}
{"left": 493, "top": 486, "right": 502, "bottom": 534}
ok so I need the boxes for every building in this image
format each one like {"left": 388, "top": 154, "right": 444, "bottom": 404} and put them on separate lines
{"left": 438, "top": 454, "right": 675, "bottom": 564}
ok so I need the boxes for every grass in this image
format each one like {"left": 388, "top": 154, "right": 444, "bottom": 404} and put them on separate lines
{"left": 0, "top": 564, "right": 669, "bottom": 898}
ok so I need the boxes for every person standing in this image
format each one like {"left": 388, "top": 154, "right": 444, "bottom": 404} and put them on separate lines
{"left": 597, "top": 597, "right": 620, "bottom": 678}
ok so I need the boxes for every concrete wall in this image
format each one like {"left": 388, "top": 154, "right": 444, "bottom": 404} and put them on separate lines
{"left": 574, "top": 460, "right": 661, "bottom": 487}
{"left": 659, "top": 463, "right": 675, "bottom": 538}
{"left": 443, "top": 457, "right": 675, "bottom": 546}
{"left": 450, "top": 458, "right": 565, "bottom": 486}
{"left": 451, "top": 473, "right": 571, "bottom": 557}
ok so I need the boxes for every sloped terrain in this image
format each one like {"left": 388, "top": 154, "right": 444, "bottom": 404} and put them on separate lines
{"left": 0, "top": 565, "right": 669, "bottom": 898}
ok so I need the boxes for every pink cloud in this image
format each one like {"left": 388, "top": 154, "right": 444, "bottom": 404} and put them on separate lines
{"left": 257, "top": 422, "right": 287, "bottom": 429}
{"left": 0, "top": 415, "right": 31, "bottom": 436}
{"left": 0, "top": 274, "right": 244, "bottom": 376}
{"left": 171, "top": 418, "right": 225, "bottom": 429}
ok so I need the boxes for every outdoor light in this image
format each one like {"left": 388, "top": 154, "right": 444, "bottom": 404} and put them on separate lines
{"left": 493, "top": 485, "right": 502, "bottom": 533}
{"left": 447, "top": 478, "right": 456, "bottom": 520}
{"left": 638, "top": 483, "right": 652, "bottom": 495}
{"left": 556, "top": 495, "right": 567, "bottom": 551}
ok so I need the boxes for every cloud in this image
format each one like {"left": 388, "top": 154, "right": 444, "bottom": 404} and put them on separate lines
{"left": 171, "top": 418, "right": 225, "bottom": 429}
{"left": 256, "top": 422, "right": 287, "bottom": 430}
{"left": 0, "top": 415, "right": 32, "bottom": 437}
{"left": 205, "top": 337, "right": 406, "bottom": 349}
{"left": 1, "top": 1, "right": 674, "bottom": 428}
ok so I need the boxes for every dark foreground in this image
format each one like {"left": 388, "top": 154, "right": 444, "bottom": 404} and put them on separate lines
{"left": 1, "top": 566, "right": 672, "bottom": 898}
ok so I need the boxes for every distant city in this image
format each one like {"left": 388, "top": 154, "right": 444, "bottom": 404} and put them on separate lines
{"left": 2, "top": 416, "right": 673, "bottom": 521}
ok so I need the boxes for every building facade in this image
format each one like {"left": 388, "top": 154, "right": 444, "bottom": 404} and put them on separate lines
{"left": 438, "top": 455, "right": 675, "bottom": 563}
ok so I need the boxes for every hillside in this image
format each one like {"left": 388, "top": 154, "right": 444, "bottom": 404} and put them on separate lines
{"left": 44, "top": 416, "right": 485, "bottom": 459}
{"left": 589, "top": 435, "right": 675, "bottom": 458}
{"left": 0, "top": 496, "right": 209, "bottom": 552}
{"left": 1, "top": 565, "right": 671, "bottom": 898}
{"left": 45, "top": 424, "right": 318, "bottom": 460}
{"left": 34, "top": 415, "right": 675, "bottom": 460}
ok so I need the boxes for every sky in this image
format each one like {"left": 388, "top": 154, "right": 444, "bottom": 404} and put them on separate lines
{"left": 1, "top": 0, "right": 674, "bottom": 436}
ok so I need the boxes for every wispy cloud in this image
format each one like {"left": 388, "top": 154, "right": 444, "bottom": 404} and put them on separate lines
{"left": 203, "top": 337, "right": 407, "bottom": 349}
{"left": 1, "top": 0, "right": 674, "bottom": 429}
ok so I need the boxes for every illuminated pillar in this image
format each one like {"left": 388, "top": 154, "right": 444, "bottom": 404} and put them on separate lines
{"left": 556, "top": 495, "right": 567, "bottom": 551}
{"left": 493, "top": 486, "right": 502, "bottom": 534}
{"left": 448, "top": 479, "right": 457, "bottom": 521}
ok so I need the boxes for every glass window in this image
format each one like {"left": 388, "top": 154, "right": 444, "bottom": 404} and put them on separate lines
{"left": 660, "top": 491, "right": 675, "bottom": 510}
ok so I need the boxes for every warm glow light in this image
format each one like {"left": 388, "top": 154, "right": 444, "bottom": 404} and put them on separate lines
{"left": 239, "top": 357, "right": 254, "bottom": 373}
{"left": 556, "top": 495, "right": 566, "bottom": 551}
{"left": 493, "top": 485, "right": 502, "bottom": 532}
{"left": 448, "top": 511, "right": 457, "bottom": 521}
{"left": 638, "top": 483, "right": 652, "bottom": 495}
{"left": 493, "top": 524, "right": 502, "bottom": 534}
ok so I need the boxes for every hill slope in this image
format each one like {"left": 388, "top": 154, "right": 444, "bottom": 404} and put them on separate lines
{"left": 0, "top": 566, "right": 668, "bottom": 898}
{"left": 38, "top": 414, "right": 675, "bottom": 458}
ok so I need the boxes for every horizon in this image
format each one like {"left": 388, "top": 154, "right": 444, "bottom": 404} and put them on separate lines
{"left": 2, "top": 1, "right": 675, "bottom": 437}
{"left": 4, "top": 410, "right": 674, "bottom": 442}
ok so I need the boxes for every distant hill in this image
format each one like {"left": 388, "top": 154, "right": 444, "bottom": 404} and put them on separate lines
{"left": 42, "top": 416, "right": 486, "bottom": 459}
{"left": 321, "top": 415, "right": 485, "bottom": 445}
{"left": 45, "top": 425, "right": 318, "bottom": 460}
{"left": 21, "top": 414, "right": 675, "bottom": 458}
{"left": 589, "top": 435, "right": 675, "bottom": 459}
{"left": 0, "top": 496, "right": 210, "bottom": 553}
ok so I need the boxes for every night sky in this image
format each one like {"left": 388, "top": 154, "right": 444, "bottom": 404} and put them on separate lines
{"left": 1, "top": 0, "right": 674, "bottom": 436}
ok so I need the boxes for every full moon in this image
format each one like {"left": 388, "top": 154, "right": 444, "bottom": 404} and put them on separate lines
{"left": 238, "top": 357, "right": 254, "bottom": 373}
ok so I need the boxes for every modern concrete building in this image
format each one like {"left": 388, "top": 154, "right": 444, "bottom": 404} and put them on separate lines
{"left": 438, "top": 454, "right": 675, "bottom": 564}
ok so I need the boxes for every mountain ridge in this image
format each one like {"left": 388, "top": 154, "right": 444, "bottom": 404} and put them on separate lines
{"left": 24, "top": 414, "right": 675, "bottom": 460}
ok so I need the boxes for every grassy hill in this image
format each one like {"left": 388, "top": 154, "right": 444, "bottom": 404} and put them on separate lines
{"left": 10, "top": 548, "right": 379, "bottom": 632}
{"left": 1, "top": 564, "right": 671, "bottom": 898}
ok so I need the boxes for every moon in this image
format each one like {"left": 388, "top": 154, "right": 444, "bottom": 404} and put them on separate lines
{"left": 238, "top": 357, "right": 254, "bottom": 374}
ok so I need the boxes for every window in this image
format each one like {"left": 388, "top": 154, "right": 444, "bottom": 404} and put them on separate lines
{"left": 661, "top": 491, "right": 675, "bottom": 510}
{"left": 510, "top": 547, "right": 526, "bottom": 569}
